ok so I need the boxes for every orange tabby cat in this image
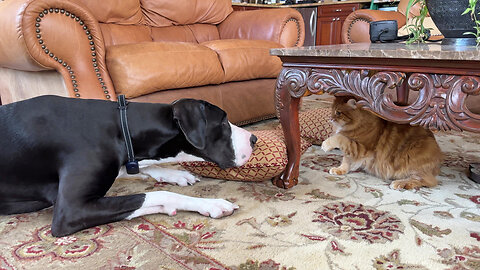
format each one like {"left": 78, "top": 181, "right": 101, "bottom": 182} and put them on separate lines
{"left": 321, "top": 96, "right": 443, "bottom": 190}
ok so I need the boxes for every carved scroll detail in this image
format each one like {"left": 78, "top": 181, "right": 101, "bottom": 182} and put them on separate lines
{"left": 280, "top": 67, "right": 310, "bottom": 98}
{"left": 445, "top": 75, "right": 480, "bottom": 132}
{"left": 275, "top": 67, "right": 311, "bottom": 116}
{"left": 301, "top": 69, "right": 480, "bottom": 132}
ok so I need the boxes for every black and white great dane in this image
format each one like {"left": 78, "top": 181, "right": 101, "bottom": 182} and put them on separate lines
{"left": 0, "top": 95, "right": 257, "bottom": 237}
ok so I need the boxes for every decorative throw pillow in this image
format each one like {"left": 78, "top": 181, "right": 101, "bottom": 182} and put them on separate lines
{"left": 277, "top": 107, "right": 333, "bottom": 145}
{"left": 180, "top": 129, "right": 311, "bottom": 181}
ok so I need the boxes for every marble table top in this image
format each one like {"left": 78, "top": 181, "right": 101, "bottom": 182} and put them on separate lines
{"left": 270, "top": 43, "right": 480, "bottom": 61}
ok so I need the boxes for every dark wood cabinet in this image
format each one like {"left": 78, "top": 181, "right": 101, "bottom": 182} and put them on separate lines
{"left": 316, "top": 3, "right": 361, "bottom": 45}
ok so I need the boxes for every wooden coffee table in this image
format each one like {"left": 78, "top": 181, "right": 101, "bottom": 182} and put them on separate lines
{"left": 270, "top": 43, "right": 480, "bottom": 189}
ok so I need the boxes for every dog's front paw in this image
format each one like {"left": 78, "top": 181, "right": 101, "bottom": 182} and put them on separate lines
{"left": 143, "top": 167, "right": 199, "bottom": 186}
{"left": 329, "top": 167, "right": 347, "bottom": 175}
{"left": 321, "top": 138, "right": 336, "bottom": 152}
{"left": 196, "top": 199, "right": 239, "bottom": 218}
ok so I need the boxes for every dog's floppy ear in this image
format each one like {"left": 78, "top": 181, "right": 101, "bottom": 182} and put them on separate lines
{"left": 172, "top": 99, "right": 207, "bottom": 150}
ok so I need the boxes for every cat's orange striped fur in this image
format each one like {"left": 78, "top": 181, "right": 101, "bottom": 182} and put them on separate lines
{"left": 321, "top": 96, "right": 443, "bottom": 190}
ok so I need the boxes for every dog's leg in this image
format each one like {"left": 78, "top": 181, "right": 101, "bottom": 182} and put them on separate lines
{"left": 52, "top": 188, "right": 238, "bottom": 237}
{"left": 125, "top": 190, "right": 238, "bottom": 220}
{"left": 52, "top": 177, "right": 144, "bottom": 236}
{"left": 117, "top": 153, "right": 203, "bottom": 185}
{"left": 117, "top": 165, "right": 199, "bottom": 186}
{"left": 140, "top": 167, "right": 199, "bottom": 186}
{"left": 0, "top": 200, "right": 52, "bottom": 215}
{"left": 51, "top": 161, "right": 237, "bottom": 237}
{"left": 0, "top": 180, "right": 57, "bottom": 215}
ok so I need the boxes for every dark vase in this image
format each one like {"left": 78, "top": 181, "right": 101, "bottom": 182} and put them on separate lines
{"left": 426, "top": 0, "right": 479, "bottom": 45}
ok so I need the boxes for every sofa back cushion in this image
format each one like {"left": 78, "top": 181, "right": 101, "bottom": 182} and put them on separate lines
{"left": 71, "top": 0, "right": 232, "bottom": 27}
{"left": 140, "top": 0, "right": 233, "bottom": 27}
{"left": 70, "top": 0, "right": 143, "bottom": 24}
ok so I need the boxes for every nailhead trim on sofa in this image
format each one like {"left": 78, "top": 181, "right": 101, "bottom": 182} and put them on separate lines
{"left": 35, "top": 8, "right": 111, "bottom": 99}
{"left": 347, "top": 17, "right": 370, "bottom": 43}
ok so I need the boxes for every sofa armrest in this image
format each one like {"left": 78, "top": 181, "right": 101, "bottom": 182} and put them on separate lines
{"left": 217, "top": 8, "right": 305, "bottom": 47}
{"left": 341, "top": 9, "right": 407, "bottom": 44}
{"left": 0, "top": 0, "right": 115, "bottom": 101}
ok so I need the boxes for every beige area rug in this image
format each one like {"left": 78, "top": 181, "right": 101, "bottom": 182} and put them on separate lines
{"left": 1, "top": 96, "right": 480, "bottom": 270}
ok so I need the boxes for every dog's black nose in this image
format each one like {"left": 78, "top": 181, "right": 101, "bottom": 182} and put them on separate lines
{"left": 250, "top": 134, "right": 257, "bottom": 148}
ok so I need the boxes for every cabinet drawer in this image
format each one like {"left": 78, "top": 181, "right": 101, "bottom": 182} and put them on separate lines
{"left": 318, "top": 4, "right": 359, "bottom": 16}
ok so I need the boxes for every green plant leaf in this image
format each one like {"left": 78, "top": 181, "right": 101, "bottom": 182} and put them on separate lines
{"left": 462, "top": 8, "right": 472, "bottom": 15}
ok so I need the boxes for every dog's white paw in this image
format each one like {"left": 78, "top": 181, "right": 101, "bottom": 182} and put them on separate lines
{"left": 142, "top": 167, "right": 199, "bottom": 186}
{"left": 321, "top": 138, "right": 335, "bottom": 152}
{"left": 194, "top": 198, "right": 239, "bottom": 218}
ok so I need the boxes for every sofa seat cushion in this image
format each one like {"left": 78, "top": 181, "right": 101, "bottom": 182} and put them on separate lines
{"left": 106, "top": 42, "right": 225, "bottom": 98}
{"left": 202, "top": 39, "right": 283, "bottom": 82}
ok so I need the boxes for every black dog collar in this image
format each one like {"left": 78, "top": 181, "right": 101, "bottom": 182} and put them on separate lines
{"left": 118, "top": 95, "right": 139, "bottom": 174}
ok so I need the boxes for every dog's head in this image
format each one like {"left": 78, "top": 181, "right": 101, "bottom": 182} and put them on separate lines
{"left": 172, "top": 99, "right": 257, "bottom": 169}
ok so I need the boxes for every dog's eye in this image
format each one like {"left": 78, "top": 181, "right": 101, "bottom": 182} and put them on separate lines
{"left": 335, "top": 111, "right": 341, "bottom": 116}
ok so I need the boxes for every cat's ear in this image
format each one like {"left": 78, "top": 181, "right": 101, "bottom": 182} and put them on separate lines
{"left": 347, "top": 99, "right": 357, "bottom": 109}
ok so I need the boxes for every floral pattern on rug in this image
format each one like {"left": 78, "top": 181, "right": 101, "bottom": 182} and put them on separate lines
{"left": 0, "top": 96, "right": 479, "bottom": 269}
{"left": 0, "top": 256, "right": 14, "bottom": 270}
{"left": 230, "top": 259, "right": 295, "bottom": 270}
{"left": 373, "top": 249, "right": 428, "bottom": 270}
{"left": 14, "top": 225, "right": 112, "bottom": 260}
{"left": 437, "top": 245, "right": 480, "bottom": 270}
{"left": 312, "top": 202, "right": 404, "bottom": 243}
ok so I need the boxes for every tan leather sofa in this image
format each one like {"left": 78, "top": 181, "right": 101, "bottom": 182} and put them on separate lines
{"left": 341, "top": 0, "right": 422, "bottom": 44}
{"left": 0, "top": 0, "right": 304, "bottom": 125}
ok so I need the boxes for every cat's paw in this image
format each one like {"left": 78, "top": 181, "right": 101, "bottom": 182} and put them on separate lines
{"left": 321, "top": 139, "right": 336, "bottom": 152}
{"left": 329, "top": 167, "right": 348, "bottom": 175}
{"left": 390, "top": 179, "right": 422, "bottom": 190}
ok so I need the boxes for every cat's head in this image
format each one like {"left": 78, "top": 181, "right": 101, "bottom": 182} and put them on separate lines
{"left": 331, "top": 96, "right": 372, "bottom": 131}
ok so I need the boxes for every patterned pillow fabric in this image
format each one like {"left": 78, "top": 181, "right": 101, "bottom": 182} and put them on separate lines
{"left": 277, "top": 107, "right": 333, "bottom": 145}
{"left": 180, "top": 129, "right": 311, "bottom": 181}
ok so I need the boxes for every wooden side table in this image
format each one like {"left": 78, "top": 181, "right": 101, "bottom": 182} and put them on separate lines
{"left": 271, "top": 43, "right": 480, "bottom": 189}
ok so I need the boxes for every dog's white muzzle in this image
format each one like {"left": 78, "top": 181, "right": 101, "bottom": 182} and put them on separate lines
{"left": 229, "top": 123, "right": 255, "bottom": 167}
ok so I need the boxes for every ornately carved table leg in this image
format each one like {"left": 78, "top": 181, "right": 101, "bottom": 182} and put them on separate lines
{"left": 272, "top": 68, "right": 303, "bottom": 189}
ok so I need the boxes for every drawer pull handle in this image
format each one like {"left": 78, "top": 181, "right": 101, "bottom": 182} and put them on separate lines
{"left": 335, "top": 9, "right": 342, "bottom": 12}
